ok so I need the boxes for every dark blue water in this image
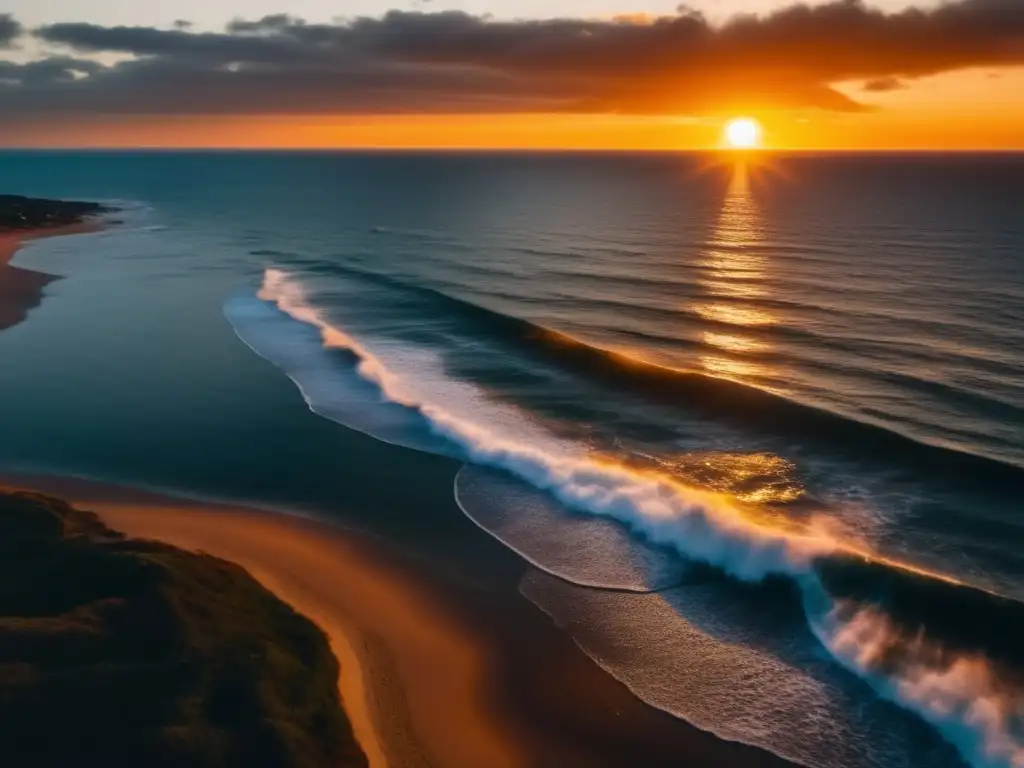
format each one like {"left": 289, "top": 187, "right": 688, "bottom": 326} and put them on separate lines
{"left": 2, "top": 151, "right": 1023, "bottom": 768}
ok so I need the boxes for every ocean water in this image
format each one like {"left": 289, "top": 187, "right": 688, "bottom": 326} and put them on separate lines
{"left": 1, "top": 151, "right": 1023, "bottom": 768}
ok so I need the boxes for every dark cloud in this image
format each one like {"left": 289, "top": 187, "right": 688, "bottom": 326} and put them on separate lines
{"left": 0, "top": 13, "right": 22, "bottom": 48}
{"left": 863, "top": 76, "right": 906, "bottom": 91}
{"left": 0, "top": 57, "right": 101, "bottom": 86}
{"left": 5, "top": 0, "right": 1024, "bottom": 122}
{"left": 227, "top": 14, "right": 304, "bottom": 35}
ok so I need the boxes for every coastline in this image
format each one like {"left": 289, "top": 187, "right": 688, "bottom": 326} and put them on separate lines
{"left": 0, "top": 222, "right": 105, "bottom": 332}
{"left": 0, "top": 220, "right": 106, "bottom": 264}
{"left": 2, "top": 472, "right": 796, "bottom": 768}
{"left": 0, "top": 206, "right": 794, "bottom": 767}
{"left": 0, "top": 484, "right": 365, "bottom": 767}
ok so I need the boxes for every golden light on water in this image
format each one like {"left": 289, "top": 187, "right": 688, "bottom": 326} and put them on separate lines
{"left": 698, "top": 354, "right": 770, "bottom": 382}
{"left": 700, "top": 277, "right": 766, "bottom": 299}
{"left": 653, "top": 451, "right": 804, "bottom": 506}
{"left": 693, "top": 161, "right": 776, "bottom": 383}
{"left": 702, "top": 332, "right": 767, "bottom": 354}
{"left": 694, "top": 303, "right": 774, "bottom": 327}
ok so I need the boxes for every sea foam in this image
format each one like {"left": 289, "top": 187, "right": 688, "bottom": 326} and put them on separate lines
{"left": 248, "top": 267, "right": 1023, "bottom": 768}
{"left": 258, "top": 267, "right": 837, "bottom": 581}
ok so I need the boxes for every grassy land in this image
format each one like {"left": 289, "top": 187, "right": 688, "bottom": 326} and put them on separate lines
{"left": 0, "top": 488, "right": 367, "bottom": 768}
{"left": 0, "top": 195, "right": 110, "bottom": 230}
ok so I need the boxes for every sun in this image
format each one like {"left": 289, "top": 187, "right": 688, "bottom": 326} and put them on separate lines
{"left": 724, "top": 118, "right": 762, "bottom": 149}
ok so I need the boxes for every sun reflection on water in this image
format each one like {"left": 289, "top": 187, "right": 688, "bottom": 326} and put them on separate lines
{"left": 694, "top": 303, "right": 774, "bottom": 327}
{"left": 652, "top": 450, "right": 804, "bottom": 507}
{"left": 701, "top": 332, "right": 767, "bottom": 354}
{"left": 699, "top": 278, "right": 767, "bottom": 300}
{"left": 671, "top": 163, "right": 805, "bottom": 510}
{"left": 693, "top": 161, "right": 775, "bottom": 381}
{"left": 699, "top": 354, "right": 769, "bottom": 381}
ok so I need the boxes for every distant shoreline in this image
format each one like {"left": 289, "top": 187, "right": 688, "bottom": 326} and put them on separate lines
{"left": 0, "top": 194, "right": 112, "bottom": 232}
{"left": 0, "top": 220, "right": 106, "bottom": 265}
{"left": 1, "top": 193, "right": 114, "bottom": 267}
{"left": 0, "top": 218, "right": 107, "bottom": 334}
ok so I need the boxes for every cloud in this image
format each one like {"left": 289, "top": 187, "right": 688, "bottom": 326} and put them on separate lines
{"left": 0, "top": 57, "right": 101, "bottom": 86}
{"left": 4, "top": 0, "right": 1024, "bottom": 122}
{"left": 0, "top": 13, "right": 22, "bottom": 48}
{"left": 226, "top": 14, "right": 303, "bottom": 35}
{"left": 862, "top": 76, "right": 906, "bottom": 92}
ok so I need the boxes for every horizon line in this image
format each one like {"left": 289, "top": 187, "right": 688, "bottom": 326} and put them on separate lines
{"left": 2, "top": 146, "right": 1024, "bottom": 154}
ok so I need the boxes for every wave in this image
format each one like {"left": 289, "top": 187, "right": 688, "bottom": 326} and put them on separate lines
{"left": 455, "top": 464, "right": 693, "bottom": 592}
{"left": 811, "top": 602, "right": 1024, "bottom": 768}
{"left": 314, "top": 261, "right": 1024, "bottom": 491}
{"left": 240, "top": 267, "right": 1024, "bottom": 768}
{"left": 256, "top": 267, "right": 839, "bottom": 577}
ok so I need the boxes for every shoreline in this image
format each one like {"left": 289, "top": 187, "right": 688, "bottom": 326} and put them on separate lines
{"left": 0, "top": 221, "right": 106, "bottom": 332}
{"left": 2, "top": 471, "right": 796, "bottom": 768}
{"left": 1, "top": 208, "right": 796, "bottom": 767}
{"left": 0, "top": 483, "right": 365, "bottom": 767}
{"left": 0, "top": 219, "right": 106, "bottom": 264}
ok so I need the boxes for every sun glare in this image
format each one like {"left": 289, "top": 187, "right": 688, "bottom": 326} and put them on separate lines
{"left": 724, "top": 118, "right": 762, "bottom": 149}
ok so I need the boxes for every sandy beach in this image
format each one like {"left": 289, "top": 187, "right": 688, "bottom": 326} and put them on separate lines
{"left": 0, "top": 223, "right": 103, "bottom": 332}
{"left": 1, "top": 472, "right": 794, "bottom": 768}
{"left": 0, "top": 221, "right": 104, "bottom": 264}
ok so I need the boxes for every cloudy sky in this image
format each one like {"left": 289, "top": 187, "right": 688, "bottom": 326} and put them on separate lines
{"left": 3, "top": 0, "right": 927, "bottom": 28}
{"left": 1, "top": 0, "right": 1022, "bottom": 148}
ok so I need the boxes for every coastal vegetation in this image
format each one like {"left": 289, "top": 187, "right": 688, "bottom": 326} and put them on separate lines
{"left": 0, "top": 488, "right": 366, "bottom": 768}
{"left": 0, "top": 194, "right": 110, "bottom": 230}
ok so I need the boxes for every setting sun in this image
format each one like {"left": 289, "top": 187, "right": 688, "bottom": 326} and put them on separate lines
{"left": 724, "top": 118, "right": 762, "bottom": 149}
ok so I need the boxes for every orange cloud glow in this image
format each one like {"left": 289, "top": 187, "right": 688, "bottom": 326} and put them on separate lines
{"left": 4, "top": 3, "right": 1024, "bottom": 150}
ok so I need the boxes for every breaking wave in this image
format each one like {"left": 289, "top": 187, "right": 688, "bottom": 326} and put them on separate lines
{"left": 227, "top": 267, "right": 1024, "bottom": 768}
{"left": 307, "top": 261, "right": 1024, "bottom": 491}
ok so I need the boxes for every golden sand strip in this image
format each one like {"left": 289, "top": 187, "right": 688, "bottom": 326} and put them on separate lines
{"left": 0, "top": 470, "right": 796, "bottom": 768}
{"left": 94, "top": 503, "right": 394, "bottom": 768}
{"left": 0, "top": 237, "right": 19, "bottom": 265}
{"left": 0, "top": 223, "right": 106, "bottom": 332}
{"left": 0, "top": 221, "right": 105, "bottom": 265}
{"left": 40, "top": 488, "right": 526, "bottom": 768}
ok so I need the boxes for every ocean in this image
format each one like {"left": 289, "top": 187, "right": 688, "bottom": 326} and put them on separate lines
{"left": 1, "top": 150, "right": 1022, "bottom": 768}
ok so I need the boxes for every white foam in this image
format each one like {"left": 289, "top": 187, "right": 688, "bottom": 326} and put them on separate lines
{"left": 258, "top": 267, "right": 839, "bottom": 583}
{"left": 249, "top": 266, "right": 1024, "bottom": 768}
{"left": 520, "top": 568, "right": 959, "bottom": 768}
{"left": 812, "top": 603, "right": 1024, "bottom": 768}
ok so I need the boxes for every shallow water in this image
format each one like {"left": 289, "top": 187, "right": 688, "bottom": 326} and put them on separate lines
{"left": 2, "top": 151, "right": 1023, "bottom": 768}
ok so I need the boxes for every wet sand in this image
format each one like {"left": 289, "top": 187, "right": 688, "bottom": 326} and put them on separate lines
{"left": 3, "top": 472, "right": 795, "bottom": 768}
{"left": 0, "top": 223, "right": 103, "bottom": 332}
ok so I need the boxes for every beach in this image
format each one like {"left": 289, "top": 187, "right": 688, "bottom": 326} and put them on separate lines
{"left": 0, "top": 223, "right": 102, "bottom": 332}
{"left": 1, "top": 472, "right": 793, "bottom": 768}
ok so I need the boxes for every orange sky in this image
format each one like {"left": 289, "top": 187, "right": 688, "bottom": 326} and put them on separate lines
{"left": 10, "top": 67, "right": 1024, "bottom": 151}
{"left": 3, "top": 3, "right": 1024, "bottom": 151}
